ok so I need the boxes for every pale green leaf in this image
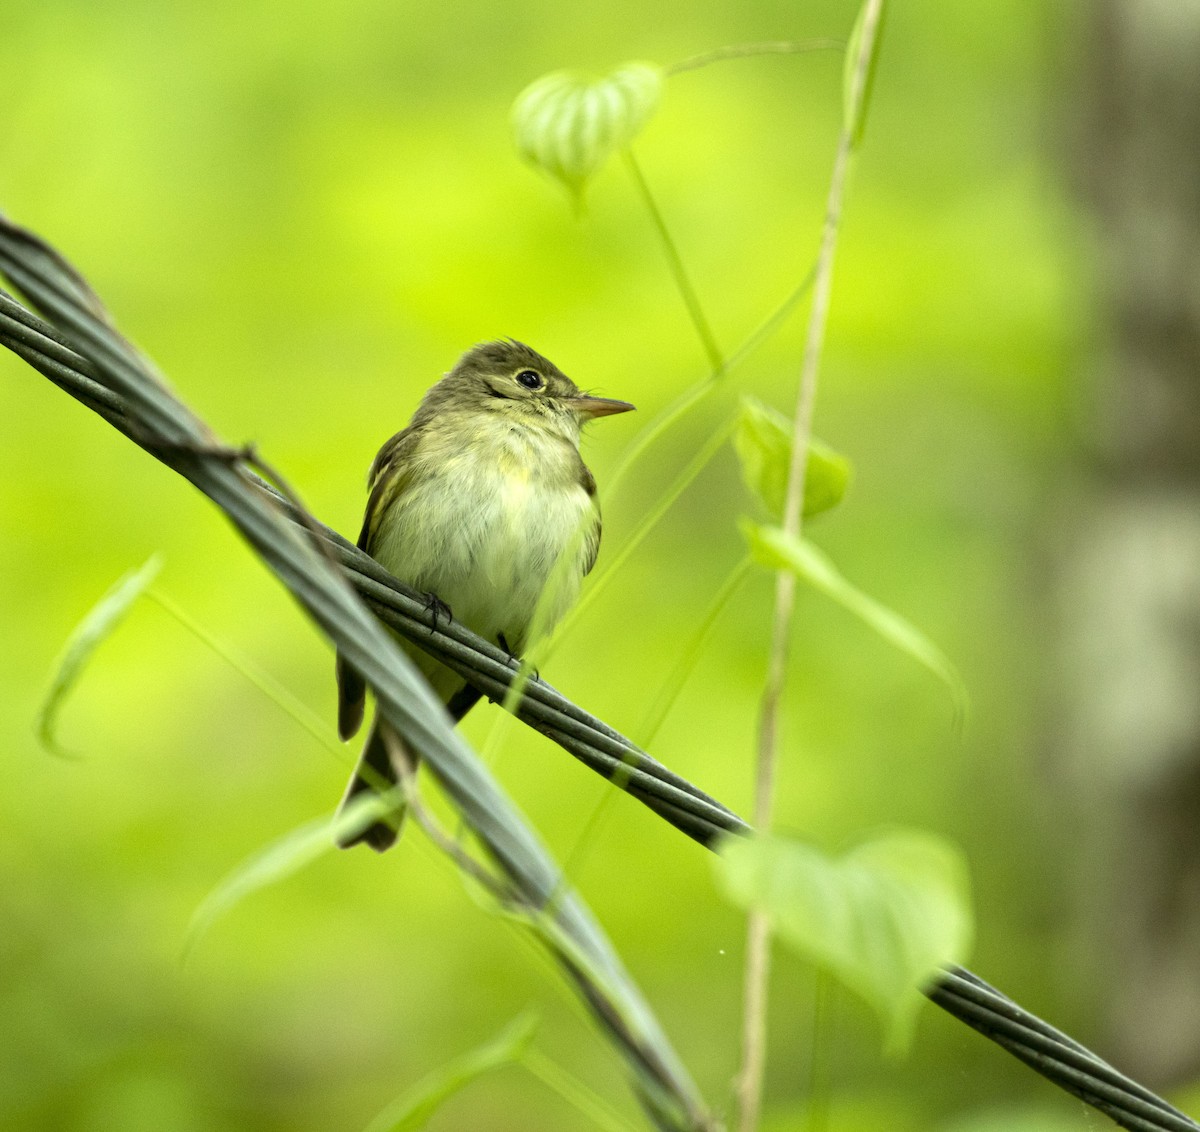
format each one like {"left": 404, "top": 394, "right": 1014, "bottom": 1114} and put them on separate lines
{"left": 742, "top": 521, "right": 968, "bottom": 723}
{"left": 363, "top": 1014, "right": 539, "bottom": 1132}
{"left": 716, "top": 830, "right": 972, "bottom": 1052}
{"left": 185, "top": 795, "right": 391, "bottom": 958}
{"left": 35, "top": 554, "right": 163, "bottom": 758}
{"left": 842, "top": 0, "right": 887, "bottom": 147}
{"left": 733, "top": 396, "right": 852, "bottom": 520}
{"left": 512, "top": 62, "right": 663, "bottom": 200}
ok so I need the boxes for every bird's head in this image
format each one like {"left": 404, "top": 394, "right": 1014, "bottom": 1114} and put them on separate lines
{"left": 425, "top": 340, "right": 634, "bottom": 440}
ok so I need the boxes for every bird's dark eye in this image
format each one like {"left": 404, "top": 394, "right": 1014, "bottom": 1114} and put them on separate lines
{"left": 515, "top": 369, "right": 543, "bottom": 390}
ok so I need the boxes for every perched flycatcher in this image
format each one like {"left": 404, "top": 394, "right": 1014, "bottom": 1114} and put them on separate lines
{"left": 335, "top": 340, "right": 634, "bottom": 850}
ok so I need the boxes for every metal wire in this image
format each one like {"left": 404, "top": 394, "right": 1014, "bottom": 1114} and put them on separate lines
{"left": 928, "top": 968, "right": 1200, "bottom": 1132}
{"left": 3, "top": 239, "right": 1197, "bottom": 1132}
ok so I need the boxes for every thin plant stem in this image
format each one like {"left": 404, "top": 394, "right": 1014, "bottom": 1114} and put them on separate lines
{"left": 667, "top": 40, "right": 843, "bottom": 76}
{"left": 637, "top": 555, "right": 754, "bottom": 746}
{"left": 559, "top": 554, "right": 754, "bottom": 882}
{"left": 522, "top": 1049, "right": 640, "bottom": 1132}
{"left": 605, "top": 260, "right": 819, "bottom": 501}
{"left": 735, "top": 4, "right": 885, "bottom": 1129}
{"left": 605, "top": 377, "right": 715, "bottom": 499}
{"left": 622, "top": 148, "right": 725, "bottom": 374}
{"left": 553, "top": 417, "right": 736, "bottom": 650}
{"left": 578, "top": 257, "right": 822, "bottom": 655}
{"left": 145, "top": 588, "right": 344, "bottom": 761}
{"left": 804, "top": 972, "right": 833, "bottom": 1132}
{"left": 545, "top": 262, "right": 819, "bottom": 653}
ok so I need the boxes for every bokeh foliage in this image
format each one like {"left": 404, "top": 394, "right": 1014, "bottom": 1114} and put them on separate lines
{"left": 0, "top": 1, "right": 1105, "bottom": 1129}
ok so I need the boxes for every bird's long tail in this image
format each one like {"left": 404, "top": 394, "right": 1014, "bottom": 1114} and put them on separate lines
{"left": 334, "top": 683, "right": 483, "bottom": 852}
{"left": 335, "top": 717, "right": 414, "bottom": 852}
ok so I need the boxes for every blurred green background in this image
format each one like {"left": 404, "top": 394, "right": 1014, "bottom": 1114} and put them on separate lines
{"left": 3, "top": 1, "right": 1193, "bottom": 1130}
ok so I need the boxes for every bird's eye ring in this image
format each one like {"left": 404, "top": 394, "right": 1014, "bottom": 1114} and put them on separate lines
{"left": 515, "top": 369, "right": 543, "bottom": 390}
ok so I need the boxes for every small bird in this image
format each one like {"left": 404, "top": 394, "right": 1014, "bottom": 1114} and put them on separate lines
{"left": 335, "top": 340, "right": 634, "bottom": 850}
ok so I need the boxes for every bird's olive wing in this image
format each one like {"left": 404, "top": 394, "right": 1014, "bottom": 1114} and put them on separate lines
{"left": 336, "top": 426, "right": 422, "bottom": 740}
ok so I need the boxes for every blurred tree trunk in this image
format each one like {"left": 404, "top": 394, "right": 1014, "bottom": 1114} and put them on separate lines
{"left": 1062, "top": 0, "right": 1200, "bottom": 1086}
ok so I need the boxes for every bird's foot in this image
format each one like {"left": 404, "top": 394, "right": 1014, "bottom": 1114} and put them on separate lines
{"left": 498, "top": 633, "right": 538, "bottom": 682}
{"left": 422, "top": 592, "right": 452, "bottom": 633}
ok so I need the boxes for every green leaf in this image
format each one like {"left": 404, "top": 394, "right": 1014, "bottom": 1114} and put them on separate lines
{"left": 512, "top": 62, "right": 663, "bottom": 201}
{"left": 733, "top": 397, "right": 852, "bottom": 520}
{"left": 363, "top": 1014, "right": 539, "bottom": 1132}
{"left": 742, "top": 521, "right": 968, "bottom": 723}
{"left": 842, "top": 0, "right": 887, "bottom": 148}
{"left": 716, "top": 830, "right": 972, "bottom": 1052}
{"left": 185, "top": 796, "right": 391, "bottom": 958}
{"left": 35, "top": 554, "right": 163, "bottom": 757}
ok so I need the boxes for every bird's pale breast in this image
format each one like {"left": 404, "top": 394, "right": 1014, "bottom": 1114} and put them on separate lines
{"left": 369, "top": 415, "right": 596, "bottom": 684}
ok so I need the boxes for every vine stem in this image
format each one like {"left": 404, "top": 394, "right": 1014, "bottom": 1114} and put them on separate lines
{"left": 734, "top": 3, "right": 885, "bottom": 1129}
{"left": 666, "top": 40, "right": 843, "bottom": 77}
{"left": 622, "top": 148, "right": 725, "bottom": 374}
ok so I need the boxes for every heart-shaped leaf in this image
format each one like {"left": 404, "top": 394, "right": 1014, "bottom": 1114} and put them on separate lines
{"left": 716, "top": 829, "right": 972, "bottom": 1052}
{"left": 512, "top": 62, "right": 663, "bottom": 201}
{"left": 734, "top": 396, "right": 852, "bottom": 520}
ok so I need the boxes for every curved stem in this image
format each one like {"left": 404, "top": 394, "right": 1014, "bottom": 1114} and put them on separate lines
{"left": 667, "top": 39, "right": 843, "bottom": 76}
{"left": 623, "top": 148, "right": 725, "bottom": 374}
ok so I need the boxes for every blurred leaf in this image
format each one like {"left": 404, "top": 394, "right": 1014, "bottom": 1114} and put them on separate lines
{"left": 512, "top": 62, "right": 663, "bottom": 201}
{"left": 734, "top": 397, "right": 852, "bottom": 520}
{"left": 742, "top": 521, "right": 968, "bottom": 722}
{"left": 363, "top": 1014, "right": 539, "bottom": 1132}
{"left": 842, "top": 0, "right": 887, "bottom": 147}
{"left": 35, "top": 554, "right": 162, "bottom": 758}
{"left": 715, "top": 829, "right": 973, "bottom": 1052}
{"left": 185, "top": 795, "right": 390, "bottom": 958}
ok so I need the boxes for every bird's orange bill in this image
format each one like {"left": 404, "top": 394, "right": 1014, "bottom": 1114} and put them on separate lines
{"left": 570, "top": 396, "right": 636, "bottom": 418}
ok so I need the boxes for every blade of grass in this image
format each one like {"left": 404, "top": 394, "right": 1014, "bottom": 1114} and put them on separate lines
{"left": 1, "top": 216, "right": 712, "bottom": 1130}
{"left": 523, "top": 1048, "right": 641, "bottom": 1132}
{"left": 145, "top": 588, "right": 344, "bottom": 759}
{"left": 567, "top": 267, "right": 823, "bottom": 658}
{"left": 35, "top": 554, "right": 162, "bottom": 758}
{"left": 363, "top": 1014, "right": 539, "bottom": 1132}
{"left": 184, "top": 795, "right": 392, "bottom": 960}
{"left": 604, "top": 259, "right": 820, "bottom": 502}
{"left": 637, "top": 556, "right": 755, "bottom": 747}
{"left": 549, "top": 416, "right": 737, "bottom": 655}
